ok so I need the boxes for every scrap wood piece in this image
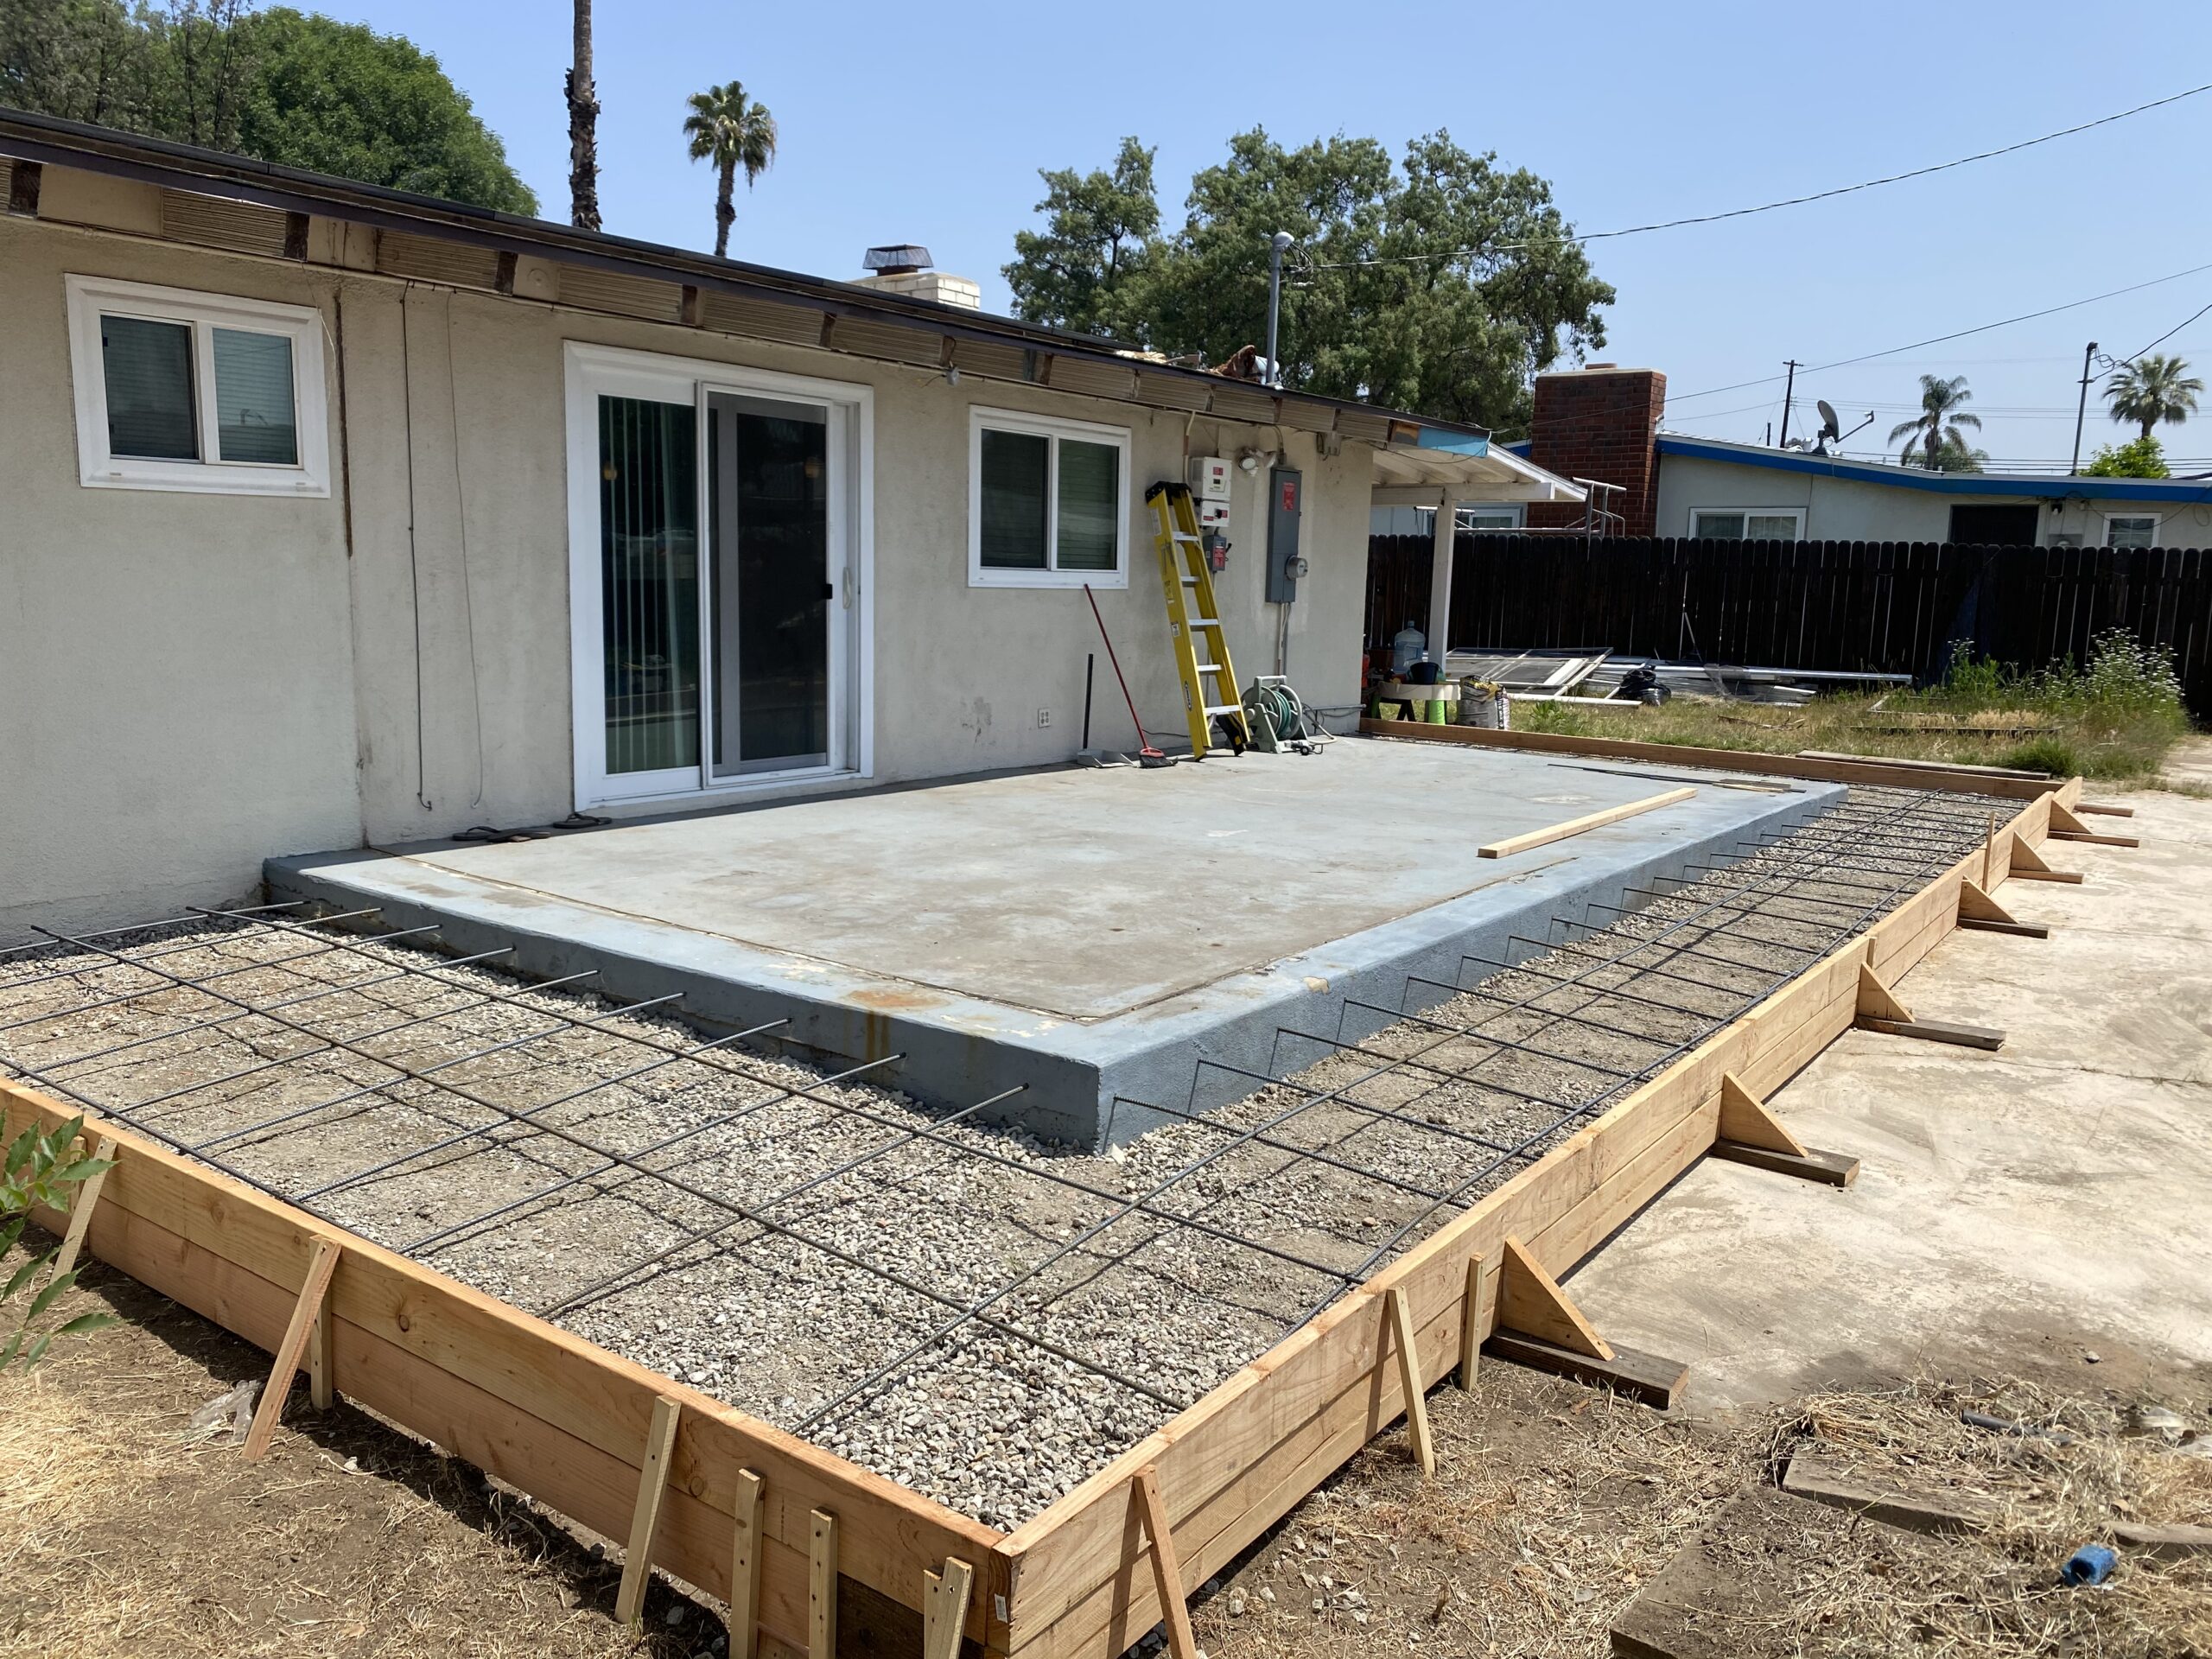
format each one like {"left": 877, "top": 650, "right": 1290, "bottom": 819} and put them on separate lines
{"left": 1781, "top": 1446, "right": 2000, "bottom": 1535}
{"left": 729, "top": 1466, "right": 765, "bottom": 1659}
{"left": 615, "top": 1395, "right": 683, "bottom": 1628}
{"left": 810, "top": 1509, "right": 840, "bottom": 1659}
{"left": 1132, "top": 1465, "right": 1199, "bottom": 1659}
{"left": 922, "top": 1555, "right": 976, "bottom": 1659}
{"left": 1497, "top": 1235, "right": 1611, "bottom": 1360}
{"left": 2048, "top": 800, "right": 2140, "bottom": 846}
{"left": 1382, "top": 1287, "right": 1436, "bottom": 1475}
{"left": 1477, "top": 785, "right": 1696, "bottom": 860}
{"left": 1483, "top": 1329, "right": 1687, "bottom": 1409}
{"left": 2010, "top": 836, "right": 2084, "bottom": 884}
{"left": 241, "top": 1235, "right": 340, "bottom": 1460}
{"left": 50, "top": 1132, "right": 117, "bottom": 1282}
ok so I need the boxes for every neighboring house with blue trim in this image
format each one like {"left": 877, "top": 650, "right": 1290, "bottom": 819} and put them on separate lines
{"left": 1499, "top": 365, "right": 2212, "bottom": 550}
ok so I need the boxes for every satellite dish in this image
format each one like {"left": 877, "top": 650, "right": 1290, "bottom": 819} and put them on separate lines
{"left": 1815, "top": 399, "right": 1841, "bottom": 442}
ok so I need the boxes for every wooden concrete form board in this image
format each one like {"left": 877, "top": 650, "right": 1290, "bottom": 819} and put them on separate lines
{"left": 0, "top": 738, "right": 2077, "bottom": 1659}
{"left": 0, "top": 1080, "right": 1003, "bottom": 1657}
{"left": 993, "top": 756, "right": 2071, "bottom": 1659}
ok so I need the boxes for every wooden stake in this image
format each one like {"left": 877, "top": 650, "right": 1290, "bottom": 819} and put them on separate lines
{"left": 1383, "top": 1287, "right": 1436, "bottom": 1475}
{"left": 1132, "top": 1466, "right": 1198, "bottom": 1659}
{"left": 242, "top": 1236, "right": 340, "bottom": 1460}
{"left": 51, "top": 1133, "right": 116, "bottom": 1282}
{"left": 1497, "top": 1235, "right": 1612, "bottom": 1361}
{"left": 922, "top": 1555, "right": 976, "bottom": 1659}
{"left": 728, "top": 1467, "right": 765, "bottom": 1659}
{"left": 1980, "top": 811, "right": 1996, "bottom": 891}
{"left": 1457, "top": 1251, "right": 1487, "bottom": 1390}
{"left": 1715, "top": 1072, "right": 1807, "bottom": 1157}
{"left": 307, "top": 1301, "right": 334, "bottom": 1411}
{"left": 1478, "top": 786, "right": 1696, "bottom": 860}
{"left": 1855, "top": 962, "right": 1915, "bottom": 1024}
{"left": 614, "top": 1395, "right": 682, "bottom": 1628}
{"left": 810, "top": 1509, "right": 840, "bottom": 1659}
{"left": 2011, "top": 836, "right": 2084, "bottom": 883}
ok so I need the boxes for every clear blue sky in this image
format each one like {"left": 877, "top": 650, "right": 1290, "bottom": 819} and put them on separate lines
{"left": 352, "top": 0, "right": 2212, "bottom": 467}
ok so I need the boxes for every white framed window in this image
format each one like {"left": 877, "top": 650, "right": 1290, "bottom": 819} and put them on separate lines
{"left": 1689, "top": 507, "right": 1805, "bottom": 541}
{"left": 968, "top": 406, "right": 1130, "bottom": 588}
{"left": 65, "top": 274, "right": 329, "bottom": 496}
{"left": 2102, "top": 512, "right": 2160, "bottom": 549}
{"left": 1456, "top": 503, "right": 1525, "bottom": 532}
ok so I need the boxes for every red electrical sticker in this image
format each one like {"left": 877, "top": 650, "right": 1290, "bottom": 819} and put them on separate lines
{"left": 1281, "top": 480, "right": 1298, "bottom": 512}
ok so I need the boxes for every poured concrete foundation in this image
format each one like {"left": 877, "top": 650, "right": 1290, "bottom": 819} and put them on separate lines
{"left": 269, "top": 740, "right": 1842, "bottom": 1144}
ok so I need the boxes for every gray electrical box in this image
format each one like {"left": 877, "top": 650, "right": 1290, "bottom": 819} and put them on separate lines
{"left": 1265, "top": 466, "right": 1306, "bottom": 603}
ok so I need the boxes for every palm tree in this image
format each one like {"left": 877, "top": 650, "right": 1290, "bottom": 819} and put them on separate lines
{"left": 683, "top": 81, "right": 777, "bottom": 258}
{"left": 2104, "top": 353, "right": 2203, "bottom": 440}
{"left": 567, "top": 0, "right": 598, "bottom": 230}
{"left": 1889, "top": 373, "right": 1981, "bottom": 469}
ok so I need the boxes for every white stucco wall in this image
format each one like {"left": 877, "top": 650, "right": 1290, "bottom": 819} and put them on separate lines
{"left": 1654, "top": 450, "right": 2212, "bottom": 547}
{"left": 0, "top": 208, "right": 1375, "bottom": 935}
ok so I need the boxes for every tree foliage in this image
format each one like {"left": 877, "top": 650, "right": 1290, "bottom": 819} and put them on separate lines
{"left": 683, "top": 79, "right": 776, "bottom": 258}
{"left": 1003, "top": 128, "right": 1612, "bottom": 432}
{"left": 2104, "top": 353, "right": 2202, "bottom": 441}
{"left": 3, "top": 1113, "right": 117, "bottom": 1370}
{"left": 1890, "top": 373, "right": 1983, "bottom": 469}
{"left": 0, "top": 0, "right": 535, "bottom": 213}
{"left": 2082, "top": 434, "right": 2169, "bottom": 478}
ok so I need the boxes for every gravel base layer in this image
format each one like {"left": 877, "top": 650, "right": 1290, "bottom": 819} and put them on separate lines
{"left": 0, "top": 781, "right": 2012, "bottom": 1530}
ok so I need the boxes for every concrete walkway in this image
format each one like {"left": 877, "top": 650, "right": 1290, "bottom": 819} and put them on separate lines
{"left": 1570, "top": 770, "right": 2212, "bottom": 1408}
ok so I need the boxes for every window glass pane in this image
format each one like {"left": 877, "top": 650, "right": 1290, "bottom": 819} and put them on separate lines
{"left": 213, "top": 327, "right": 298, "bottom": 464}
{"left": 1056, "top": 438, "right": 1120, "bottom": 571}
{"left": 101, "top": 314, "right": 197, "bottom": 460}
{"left": 1694, "top": 512, "right": 1745, "bottom": 539}
{"left": 1745, "top": 513, "right": 1799, "bottom": 540}
{"left": 979, "top": 428, "right": 1049, "bottom": 569}
{"left": 599, "top": 395, "right": 700, "bottom": 774}
{"left": 2106, "top": 517, "right": 2157, "bottom": 548}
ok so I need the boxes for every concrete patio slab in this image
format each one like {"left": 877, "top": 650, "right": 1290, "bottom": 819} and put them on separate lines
{"left": 270, "top": 739, "right": 1840, "bottom": 1144}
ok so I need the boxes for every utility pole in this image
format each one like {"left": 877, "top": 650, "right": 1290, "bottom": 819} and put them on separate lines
{"left": 2069, "top": 340, "right": 2101, "bottom": 474}
{"left": 567, "top": 0, "right": 601, "bottom": 231}
{"left": 1264, "top": 231, "right": 1293, "bottom": 388}
{"left": 1776, "top": 359, "right": 1801, "bottom": 448}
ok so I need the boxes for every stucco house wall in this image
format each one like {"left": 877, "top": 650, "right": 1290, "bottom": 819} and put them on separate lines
{"left": 1, "top": 207, "right": 1374, "bottom": 938}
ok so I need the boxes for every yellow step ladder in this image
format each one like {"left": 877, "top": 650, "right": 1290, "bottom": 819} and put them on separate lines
{"left": 1145, "top": 481, "right": 1249, "bottom": 759}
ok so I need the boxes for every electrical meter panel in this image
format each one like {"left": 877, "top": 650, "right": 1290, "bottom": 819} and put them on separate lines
{"left": 1265, "top": 466, "right": 1305, "bottom": 603}
{"left": 1187, "top": 456, "right": 1231, "bottom": 500}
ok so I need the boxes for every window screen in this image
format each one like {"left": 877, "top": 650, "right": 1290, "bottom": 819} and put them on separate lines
{"left": 1692, "top": 512, "right": 1745, "bottom": 539}
{"left": 1056, "top": 439, "right": 1120, "bottom": 570}
{"left": 101, "top": 315, "right": 198, "bottom": 461}
{"left": 212, "top": 327, "right": 298, "bottom": 465}
{"left": 2106, "top": 516, "right": 2158, "bottom": 549}
{"left": 979, "top": 428, "right": 1050, "bottom": 569}
{"left": 1745, "top": 513, "right": 1801, "bottom": 540}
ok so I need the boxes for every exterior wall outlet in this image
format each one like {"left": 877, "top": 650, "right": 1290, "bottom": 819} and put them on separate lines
{"left": 1037, "top": 708, "right": 1052, "bottom": 728}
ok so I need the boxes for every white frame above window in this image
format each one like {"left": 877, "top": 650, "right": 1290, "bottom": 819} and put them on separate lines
{"left": 1688, "top": 506, "right": 1806, "bottom": 541}
{"left": 2101, "top": 512, "right": 2161, "bottom": 549}
{"left": 64, "top": 274, "right": 330, "bottom": 497}
{"left": 966, "top": 405, "right": 1132, "bottom": 588}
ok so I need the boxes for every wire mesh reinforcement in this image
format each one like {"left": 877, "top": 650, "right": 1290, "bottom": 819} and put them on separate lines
{"left": 0, "top": 782, "right": 2007, "bottom": 1527}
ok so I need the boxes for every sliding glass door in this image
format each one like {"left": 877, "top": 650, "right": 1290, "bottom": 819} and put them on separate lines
{"left": 566, "top": 345, "right": 869, "bottom": 809}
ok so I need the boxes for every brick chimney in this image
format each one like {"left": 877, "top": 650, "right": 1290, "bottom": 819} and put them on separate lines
{"left": 1524, "top": 365, "right": 1666, "bottom": 536}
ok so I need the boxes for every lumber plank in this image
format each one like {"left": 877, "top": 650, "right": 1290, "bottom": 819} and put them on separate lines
{"left": 1358, "top": 718, "right": 2074, "bottom": 798}
{"left": 810, "top": 1510, "right": 838, "bottom": 1659}
{"left": 924, "top": 1557, "right": 977, "bottom": 1659}
{"left": 617, "top": 1395, "right": 683, "bottom": 1627}
{"left": 732, "top": 1468, "right": 766, "bottom": 1659}
{"left": 1710, "top": 1140, "right": 1859, "bottom": 1187}
{"left": 0, "top": 1081, "right": 1002, "bottom": 1652}
{"left": 1783, "top": 1447, "right": 1999, "bottom": 1535}
{"left": 1856, "top": 1015, "right": 2006, "bottom": 1051}
{"left": 1132, "top": 1468, "right": 1198, "bottom": 1659}
{"left": 1482, "top": 1331, "right": 1686, "bottom": 1408}
{"left": 242, "top": 1235, "right": 340, "bottom": 1459}
{"left": 1497, "top": 1236, "right": 1611, "bottom": 1359}
{"left": 1477, "top": 787, "right": 1696, "bottom": 860}
{"left": 1714, "top": 1072, "right": 1806, "bottom": 1157}
{"left": 50, "top": 1133, "right": 115, "bottom": 1282}
{"left": 1383, "top": 1288, "right": 1436, "bottom": 1474}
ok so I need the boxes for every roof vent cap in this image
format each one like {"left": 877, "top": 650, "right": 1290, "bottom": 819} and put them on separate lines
{"left": 864, "top": 244, "right": 932, "bottom": 276}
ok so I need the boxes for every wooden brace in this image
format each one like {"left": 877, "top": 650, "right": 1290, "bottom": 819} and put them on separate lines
{"left": 1383, "top": 1287, "right": 1436, "bottom": 1475}
{"left": 2011, "top": 836, "right": 2084, "bottom": 883}
{"left": 1132, "top": 1466, "right": 1199, "bottom": 1659}
{"left": 729, "top": 1467, "right": 766, "bottom": 1659}
{"left": 615, "top": 1395, "right": 683, "bottom": 1628}
{"left": 1497, "top": 1235, "right": 1612, "bottom": 1361}
{"left": 1855, "top": 962, "right": 1915, "bottom": 1024}
{"left": 50, "top": 1133, "right": 117, "bottom": 1282}
{"left": 1715, "top": 1071, "right": 1808, "bottom": 1157}
{"left": 2049, "top": 800, "right": 2141, "bottom": 847}
{"left": 1956, "top": 879, "right": 2018, "bottom": 925}
{"left": 242, "top": 1235, "right": 340, "bottom": 1460}
{"left": 922, "top": 1555, "right": 976, "bottom": 1659}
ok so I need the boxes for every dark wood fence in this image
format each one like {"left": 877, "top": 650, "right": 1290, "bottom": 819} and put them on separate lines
{"left": 1363, "top": 535, "right": 2212, "bottom": 714}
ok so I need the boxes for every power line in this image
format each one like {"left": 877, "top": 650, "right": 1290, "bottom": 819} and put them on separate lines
{"left": 1666, "top": 260, "right": 2212, "bottom": 404}
{"left": 1311, "top": 82, "right": 2212, "bottom": 271}
{"left": 2121, "top": 299, "right": 2212, "bottom": 363}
